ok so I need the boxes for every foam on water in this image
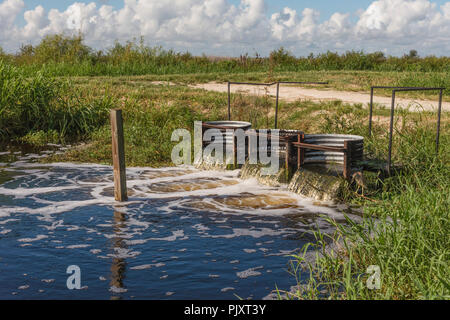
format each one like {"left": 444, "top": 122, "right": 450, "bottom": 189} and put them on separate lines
{"left": 0, "top": 154, "right": 362, "bottom": 299}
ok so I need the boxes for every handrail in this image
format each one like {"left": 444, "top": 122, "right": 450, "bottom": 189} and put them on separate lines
{"left": 226, "top": 80, "right": 329, "bottom": 126}
{"left": 291, "top": 142, "right": 345, "bottom": 153}
{"left": 368, "top": 86, "right": 444, "bottom": 174}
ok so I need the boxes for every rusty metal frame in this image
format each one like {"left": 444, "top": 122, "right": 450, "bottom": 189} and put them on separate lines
{"left": 202, "top": 122, "right": 359, "bottom": 180}
{"left": 274, "top": 81, "right": 328, "bottom": 129}
{"left": 368, "top": 86, "right": 444, "bottom": 174}
{"left": 291, "top": 138, "right": 357, "bottom": 180}
{"left": 227, "top": 81, "right": 328, "bottom": 127}
{"left": 201, "top": 122, "right": 297, "bottom": 172}
{"left": 227, "top": 81, "right": 276, "bottom": 120}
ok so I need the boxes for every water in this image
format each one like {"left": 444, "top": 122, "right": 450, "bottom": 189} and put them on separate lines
{"left": 0, "top": 148, "right": 360, "bottom": 300}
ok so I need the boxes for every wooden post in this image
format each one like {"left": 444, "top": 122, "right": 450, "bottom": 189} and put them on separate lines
{"left": 110, "top": 109, "right": 128, "bottom": 202}
{"left": 343, "top": 140, "right": 352, "bottom": 181}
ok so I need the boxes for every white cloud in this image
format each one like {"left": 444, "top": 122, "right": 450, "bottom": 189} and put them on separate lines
{"left": 0, "top": 0, "right": 449, "bottom": 56}
{"left": 0, "top": 0, "right": 24, "bottom": 40}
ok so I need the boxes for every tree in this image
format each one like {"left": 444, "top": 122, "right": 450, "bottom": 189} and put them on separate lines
{"left": 33, "top": 33, "right": 91, "bottom": 63}
{"left": 408, "top": 49, "right": 418, "bottom": 58}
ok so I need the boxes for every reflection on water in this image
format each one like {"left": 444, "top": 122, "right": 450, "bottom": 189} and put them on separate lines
{"left": 110, "top": 211, "right": 127, "bottom": 299}
{"left": 0, "top": 148, "right": 362, "bottom": 299}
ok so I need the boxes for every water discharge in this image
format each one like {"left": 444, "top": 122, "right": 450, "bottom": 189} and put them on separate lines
{"left": 0, "top": 149, "right": 361, "bottom": 299}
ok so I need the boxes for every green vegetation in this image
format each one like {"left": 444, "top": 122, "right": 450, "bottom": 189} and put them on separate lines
{"left": 2, "top": 34, "right": 450, "bottom": 76}
{"left": 0, "top": 33, "right": 448, "bottom": 300}
{"left": 2, "top": 34, "right": 449, "bottom": 100}
{"left": 274, "top": 102, "right": 450, "bottom": 299}
{"left": 44, "top": 76, "right": 447, "bottom": 300}
{"left": 0, "top": 61, "right": 113, "bottom": 145}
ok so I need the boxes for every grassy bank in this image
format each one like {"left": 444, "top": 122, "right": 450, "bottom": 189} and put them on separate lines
{"left": 0, "top": 61, "right": 113, "bottom": 146}
{"left": 285, "top": 108, "right": 450, "bottom": 300}
{"left": 1, "top": 62, "right": 448, "bottom": 299}
{"left": 49, "top": 77, "right": 449, "bottom": 300}
{"left": 3, "top": 35, "right": 450, "bottom": 74}
{"left": 1, "top": 34, "right": 450, "bottom": 98}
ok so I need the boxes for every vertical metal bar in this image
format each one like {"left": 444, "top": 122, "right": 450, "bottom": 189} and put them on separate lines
{"left": 227, "top": 81, "right": 231, "bottom": 120}
{"left": 110, "top": 109, "right": 128, "bottom": 202}
{"left": 387, "top": 90, "right": 396, "bottom": 175}
{"left": 296, "top": 133, "right": 301, "bottom": 170}
{"left": 369, "top": 87, "right": 374, "bottom": 136}
{"left": 300, "top": 133, "right": 305, "bottom": 170}
{"left": 436, "top": 89, "right": 443, "bottom": 154}
{"left": 233, "top": 130, "right": 237, "bottom": 168}
{"left": 275, "top": 82, "right": 280, "bottom": 129}
{"left": 285, "top": 139, "right": 291, "bottom": 180}
{"left": 343, "top": 140, "right": 352, "bottom": 180}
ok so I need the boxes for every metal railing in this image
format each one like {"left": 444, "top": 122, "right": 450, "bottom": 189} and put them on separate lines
{"left": 201, "top": 122, "right": 360, "bottom": 180}
{"left": 227, "top": 81, "right": 328, "bottom": 128}
{"left": 368, "top": 86, "right": 444, "bottom": 173}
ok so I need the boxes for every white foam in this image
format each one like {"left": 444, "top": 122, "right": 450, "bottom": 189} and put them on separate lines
{"left": 0, "top": 186, "right": 79, "bottom": 197}
{"left": 18, "top": 235, "right": 48, "bottom": 242}
{"left": 109, "top": 286, "right": 127, "bottom": 293}
{"left": 236, "top": 266, "right": 264, "bottom": 279}
{"left": 66, "top": 244, "right": 91, "bottom": 249}
{"left": 206, "top": 227, "right": 295, "bottom": 239}
{"left": 130, "top": 262, "right": 165, "bottom": 270}
{"left": 0, "top": 162, "right": 355, "bottom": 249}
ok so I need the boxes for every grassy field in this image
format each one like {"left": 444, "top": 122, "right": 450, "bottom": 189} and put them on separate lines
{"left": 67, "top": 70, "right": 450, "bottom": 102}
{"left": 0, "top": 52, "right": 449, "bottom": 299}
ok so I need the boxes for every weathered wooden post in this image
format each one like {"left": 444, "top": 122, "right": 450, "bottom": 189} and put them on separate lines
{"left": 110, "top": 109, "right": 128, "bottom": 202}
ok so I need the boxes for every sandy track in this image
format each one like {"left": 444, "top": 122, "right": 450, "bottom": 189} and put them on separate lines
{"left": 190, "top": 82, "right": 449, "bottom": 112}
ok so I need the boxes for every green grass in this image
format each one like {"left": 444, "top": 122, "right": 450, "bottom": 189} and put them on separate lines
{"left": 283, "top": 112, "right": 449, "bottom": 300}
{"left": 2, "top": 33, "right": 450, "bottom": 98}
{"left": 0, "top": 60, "right": 448, "bottom": 299}
{"left": 64, "top": 70, "right": 450, "bottom": 102}
{"left": 0, "top": 61, "right": 114, "bottom": 145}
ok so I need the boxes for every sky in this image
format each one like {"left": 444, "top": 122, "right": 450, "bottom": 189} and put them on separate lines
{"left": 1, "top": 0, "right": 450, "bottom": 57}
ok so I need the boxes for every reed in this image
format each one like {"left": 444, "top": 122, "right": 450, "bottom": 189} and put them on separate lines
{"left": 284, "top": 110, "right": 450, "bottom": 300}
{"left": 2, "top": 34, "right": 449, "bottom": 76}
{"left": 1, "top": 47, "right": 447, "bottom": 299}
{"left": 0, "top": 60, "right": 113, "bottom": 145}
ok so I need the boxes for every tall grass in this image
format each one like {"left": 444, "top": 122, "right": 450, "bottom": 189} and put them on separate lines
{"left": 29, "top": 76, "right": 448, "bottom": 299}
{"left": 4, "top": 35, "right": 450, "bottom": 78}
{"left": 284, "top": 110, "right": 449, "bottom": 300}
{"left": 0, "top": 60, "right": 113, "bottom": 145}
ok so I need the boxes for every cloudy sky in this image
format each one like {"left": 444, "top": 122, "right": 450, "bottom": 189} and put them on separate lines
{"left": 1, "top": 0, "right": 449, "bottom": 56}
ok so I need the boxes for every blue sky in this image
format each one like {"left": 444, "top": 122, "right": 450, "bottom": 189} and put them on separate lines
{"left": 18, "top": 0, "right": 383, "bottom": 22}
{"left": 20, "top": 0, "right": 449, "bottom": 17}
{"left": 2, "top": 0, "right": 450, "bottom": 56}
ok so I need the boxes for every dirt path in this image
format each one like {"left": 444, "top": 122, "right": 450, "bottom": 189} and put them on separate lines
{"left": 190, "top": 82, "right": 449, "bottom": 112}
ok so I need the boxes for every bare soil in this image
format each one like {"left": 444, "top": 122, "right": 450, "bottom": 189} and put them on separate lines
{"left": 190, "top": 82, "right": 450, "bottom": 112}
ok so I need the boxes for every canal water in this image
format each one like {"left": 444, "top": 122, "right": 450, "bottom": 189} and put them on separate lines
{"left": 0, "top": 147, "right": 360, "bottom": 299}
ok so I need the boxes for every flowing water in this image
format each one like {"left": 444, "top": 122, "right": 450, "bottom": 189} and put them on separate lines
{"left": 0, "top": 147, "right": 361, "bottom": 300}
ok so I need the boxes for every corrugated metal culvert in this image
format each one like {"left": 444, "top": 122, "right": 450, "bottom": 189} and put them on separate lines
{"left": 303, "top": 134, "right": 364, "bottom": 166}
{"left": 203, "top": 121, "right": 252, "bottom": 152}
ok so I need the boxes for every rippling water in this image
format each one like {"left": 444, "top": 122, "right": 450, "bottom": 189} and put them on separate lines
{"left": 0, "top": 149, "right": 360, "bottom": 299}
